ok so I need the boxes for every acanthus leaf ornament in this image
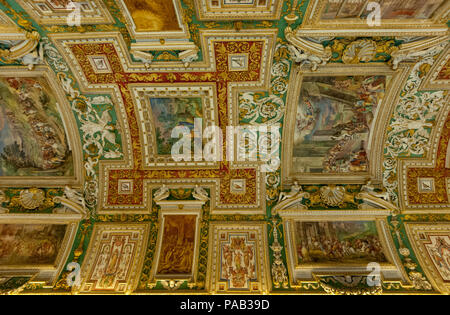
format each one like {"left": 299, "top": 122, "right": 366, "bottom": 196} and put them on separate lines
{"left": 342, "top": 39, "right": 377, "bottom": 64}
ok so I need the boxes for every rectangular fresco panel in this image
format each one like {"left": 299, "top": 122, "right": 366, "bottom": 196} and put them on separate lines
{"left": 219, "top": 232, "right": 257, "bottom": 289}
{"left": 149, "top": 97, "right": 203, "bottom": 155}
{"left": 80, "top": 224, "right": 148, "bottom": 293}
{"left": 123, "top": 0, "right": 181, "bottom": 31}
{"left": 294, "top": 221, "right": 387, "bottom": 265}
{"left": 156, "top": 215, "right": 197, "bottom": 275}
{"left": 321, "top": 0, "right": 444, "bottom": 20}
{"left": 0, "top": 224, "right": 67, "bottom": 266}
{"left": 0, "top": 77, "right": 73, "bottom": 177}
{"left": 292, "top": 75, "right": 387, "bottom": 173}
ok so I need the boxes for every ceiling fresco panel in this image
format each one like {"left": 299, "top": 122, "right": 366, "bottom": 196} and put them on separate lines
{"left": 0, "top": 68, "right": 83, "bottom": 187}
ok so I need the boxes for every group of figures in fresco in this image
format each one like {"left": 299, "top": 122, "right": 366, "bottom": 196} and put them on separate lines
{"left": 0, "top": 224, "right": 66, "bottom": 266}
{"left": 293, "top": 75, "right": 387, "bottom": 173}
{"left": 294, "top": 221, "right": 387, "bottom": 264}
{"left": 0, "top": 77, "right": 73, "bottom": 176}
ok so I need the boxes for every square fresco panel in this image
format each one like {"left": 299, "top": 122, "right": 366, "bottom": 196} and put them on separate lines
{"left": 0, "top": 224, "right": 67, "bottom": 266}
{"left": 294, "top": 221, "right": 387, "bottom": 265}
{"left": 292, "top": 75, "right": 388, "bottom": 173}
{"left": 149, "top": 97, "right": 203, "bottom": 155}
{"left": 0, "top": 77, "right": 73, "bottom": 177}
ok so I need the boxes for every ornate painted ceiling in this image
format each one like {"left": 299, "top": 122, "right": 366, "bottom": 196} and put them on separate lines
{"left": 0, "top": 0, "right": 449, "bottom": 295}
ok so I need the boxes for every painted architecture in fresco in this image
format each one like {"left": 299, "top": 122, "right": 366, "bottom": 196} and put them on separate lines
{"left": 0, "top": 224, "right": 67, "bottom": 266}
{"left": 294, "top": 221, "right": 387, "bottom": 264}
{"left": 292, "top": 75, "right": 387, "bottom": 173}
{"left": 0, "top": 77, "right": 73, "bottom": 177}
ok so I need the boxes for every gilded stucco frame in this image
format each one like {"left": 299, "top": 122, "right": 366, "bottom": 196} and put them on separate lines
{"left": 420, "top": 44, "right": 450, "bottom": 91}
{"left": 14, "top": 0, "right": 114, "bottom": 26}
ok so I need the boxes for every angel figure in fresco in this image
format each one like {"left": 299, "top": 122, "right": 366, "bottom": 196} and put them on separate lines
{"left": 193, "top": 185, "right": 209, "bottom": 201}
{"left": 278, "top": 181, "right": 302, "bottom": 202}
{"left": 153, "top": 185, "right": 170, "bottom": 201}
